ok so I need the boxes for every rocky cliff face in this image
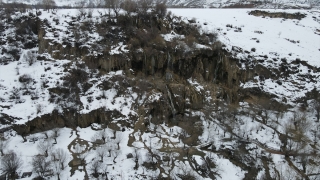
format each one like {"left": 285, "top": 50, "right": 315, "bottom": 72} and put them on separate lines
{"left": 10, "top": 10, "right": 269, "bottom": 135}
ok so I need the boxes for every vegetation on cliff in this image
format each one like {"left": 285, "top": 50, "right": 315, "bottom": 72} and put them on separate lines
{"left": 0, "top": 4, "right": 319, "bottom": 180}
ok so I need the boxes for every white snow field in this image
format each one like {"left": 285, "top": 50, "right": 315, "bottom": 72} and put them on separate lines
{"left": 171, "top": 8, "right": 320, "bottom": 104}
{"left": 171, "top": 9, "right": 320, "bottom": 67}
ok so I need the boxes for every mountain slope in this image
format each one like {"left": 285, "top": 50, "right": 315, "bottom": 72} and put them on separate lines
{"left": 0, "top": 7, "right": 319, "bottom": 180}
{"left": 2, "top": 0, "right": 320, "bottom": 8}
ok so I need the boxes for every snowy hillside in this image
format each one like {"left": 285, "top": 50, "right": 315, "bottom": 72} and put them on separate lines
{"left": 168, "top": 0, "right": 319, "bottom": 8}
{"left": 0, "top": 7, "right": 319, "bottom": 180}
{"left": 2, "top": 0, "right": 320, "bottom": 8}
{"left": 171, "top": 8, "right": 320, "bottom": 104}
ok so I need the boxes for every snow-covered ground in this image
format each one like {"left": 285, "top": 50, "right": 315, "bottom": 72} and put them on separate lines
{"left": 171, "top": 9, "right": 320, "bottom": 67}
{"left": 171, "top": 8, "right": 320, "bottom": 104}
{"left": 0, "top": 8, "right": 319, "bottom": 180}
{"left": 2, "top": 0, "right": 319, "bottom": 8}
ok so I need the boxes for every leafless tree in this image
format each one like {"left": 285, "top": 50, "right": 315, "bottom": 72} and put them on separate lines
{"left": 40, "top": 0, "right": 56, "bottom": 11}
{"left": 0, "top": 134, "right": 9, "bottom": 156}
{"left": 15, "top": 66, "right": 19, "bottom": 75}
{"left": 107, "top": 142, "right": 114, "bottom": 157}
{"left": 51, "top": 148, "right": 68, "bottom": 170}
{"left": 123, "top": 0, "right": 138, "bottom": 16}
{"left": 93, "top": 0, "right": 104, "bottom": 7}
{"left": 275, "top": 110, "right": 284, "bottom": 123}
{"left": 133, "top": 148, "right": 140, "bottom": 170}
{"left": 312, "top": 99, "right": 320, "bottom": 122}
{"left": 96, "top": 145, "right": 108, "bottom": 162}
{"left": 51, "top": 149, "right": 68, "bottom": 180}
{"left": 89, "top": 159, "right": 102, "bottom": 178}
{"left": 179, "top": 129, "right": 189, "bottom": 148}
{"left": 111, "top": 0, "right": 123, "bottom": 19}
{"left": 37, "top": 140, "right": 53, "bottom": 157}
{"left": 92, "top": 129, "right": 109, "bottom": 143}
{"left": 154, "top": 0, "right": 167, "bottom": 18}
{"left": 1, "top": 151, "right": 23, "bottom": 180}
{"left": 51, "top": 128, "right": 60, "bottom": 144}
{"left": 77, "top": 0, "right": 87, "bottom": 18}
{"left": 112, "top": 149, "right": 121, "bottom": 163}
{"left": 308, "top": 0, "right": 318, "bottom": 8}
{"left": 52, "top": 160, "right": 63, "bottom": 180}
{"left": 32, "top": 155, "right": 52, "bottom": 178}
{"left": 36, "top": 104, "right": 42, "bottom": 114}
{"left": 115, "top": 131, "right": 123, "bottom": 150}
{"left": 138, "top": 0, "right": 153, "bottom": 15}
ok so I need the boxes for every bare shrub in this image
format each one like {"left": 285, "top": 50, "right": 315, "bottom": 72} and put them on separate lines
{"left": 24, "top": 51, "right": 37, "bottom": 66}
{"left": 36, "top": 104, "right": 42, "bottom": 114}
{"left": 138, "top": 0, "right": 152, "bottom": 16}
{"left": 122, "top": 0, "right": 138, "bottom": 15}
{"left": 154, "top": 1, "right": 167, "bottom": 18}
{"left": 19, "top": 74, "right": 33, "bottom": 91}
{"left": 10, "top": 87, "right": 20, "bottom": 103}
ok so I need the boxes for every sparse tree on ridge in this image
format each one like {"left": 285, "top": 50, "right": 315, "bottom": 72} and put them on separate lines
{"left": 41, "top": 0, "right": 56, "bottom": 11}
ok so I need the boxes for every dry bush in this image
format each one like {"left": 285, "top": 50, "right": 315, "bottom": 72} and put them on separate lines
{"left": 150, "top": 35, "right": 166, "bottom": 50}
{"left": 128, "top": 37, "right": 141, "bottom": 50}
{"left": 154, "top": 1, "right": 167, "bottom": 18}
{"left": 122, "top": 0, "right": 138, "bottom": 15}
{"left": 19, "top": 74, "right": 33, "bottom": 87}
{"left": 24, "top": 51, "right": 37, "bottom": 66}
{"left": 185, "top": 34, "right": 196, "bottom": 47}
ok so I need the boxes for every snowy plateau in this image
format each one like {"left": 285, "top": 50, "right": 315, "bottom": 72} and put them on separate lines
{"left": 0, "top": 5, "right": 319, "bottom": 180}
